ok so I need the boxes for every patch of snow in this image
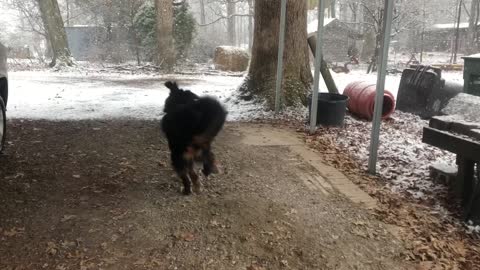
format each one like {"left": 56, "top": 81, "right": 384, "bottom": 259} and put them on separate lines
{"left": 442, "top": 93, "right": 480, "bottom": 122}
{"left": 314, "top": 68, "right": 403, "bottom": 98}
{"left": 7, "top": 70, "right": 247, "bottom": 121}
{"left": 332, "top": 112, "right": 456, "bottom": 200}
{"left": 464, "top": 53, "right": 480, "bottom": 58}
{"left": 389, "top": 51, "right": 466, "bottom": 66}
{"left": 69, "top": 25, "right": 97, "bottom": 28}
{"left": 307, "top": 18, "right": 336, "bottom": 34}
{"left": 430, "top": 162, "right": 458, "bottom": 175}
{"left": 431, "top": 22, "right": 472, "bottom": 30}
{"left": 441, "top": 71, "right": 465, "bottom": 83}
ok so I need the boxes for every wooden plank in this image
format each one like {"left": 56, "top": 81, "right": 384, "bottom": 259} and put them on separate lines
{"left": 422, "top": 127, "right": 480, "bottom": 161}
{"left": 431, "top": 63, "right": 464, "bottom": 71}
{"left": 429, "top": 115, "right": 480, "bottom": 141}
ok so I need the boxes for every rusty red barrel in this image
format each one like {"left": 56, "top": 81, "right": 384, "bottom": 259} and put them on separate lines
{"left": 343, "top": 81, "right": 396, "bottom": 120}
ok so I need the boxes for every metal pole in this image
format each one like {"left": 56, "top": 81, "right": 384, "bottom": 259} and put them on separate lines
{"left": 275, "top": 0, "right": 288, "bottom": 114}
{"left": 368, "top": 0, "right": 395, "bottom": 174}
{"left": 310, "top": 0, "right": 326, "bottom": 133}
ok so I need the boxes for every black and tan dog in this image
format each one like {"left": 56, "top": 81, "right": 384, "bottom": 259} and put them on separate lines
{"left": 161, "top": 81, "right": 227, "bottom": 195}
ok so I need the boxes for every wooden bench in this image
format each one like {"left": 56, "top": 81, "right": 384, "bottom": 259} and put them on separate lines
{"left": 422, "top": 116, "right": 480, "bottom": 220}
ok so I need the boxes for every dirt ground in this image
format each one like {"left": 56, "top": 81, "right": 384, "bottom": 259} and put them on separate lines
{"left": 0, "top": 120, "right": 412, "bottom": 270}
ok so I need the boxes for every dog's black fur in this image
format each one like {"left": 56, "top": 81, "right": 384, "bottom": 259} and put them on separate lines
{"left": 161, "top": 81, "right": 227, "bottom": 195}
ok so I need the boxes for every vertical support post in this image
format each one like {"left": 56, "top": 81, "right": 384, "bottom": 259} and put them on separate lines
{"left": 275, "top": 0, "right": 288, "bottom": 114}
{"left": 368, "top": 0, "right": 395, "bottom": 174}
{"left": 310, "top": 0, "right": 327, "bottom": 133}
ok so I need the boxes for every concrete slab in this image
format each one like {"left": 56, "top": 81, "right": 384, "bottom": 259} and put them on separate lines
{"left": 240, "top": 124, "right": 378, "bottom": 210}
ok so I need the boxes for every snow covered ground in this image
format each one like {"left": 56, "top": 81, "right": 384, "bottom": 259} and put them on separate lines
{"left": 7, "top": 70, "right": 247, "bottom": 120}
{"left": 328, "top": 68, "right": 402, "bottom": 97}
{"left": 5, "top": 66, "right": 419, "bottom": 121}
{"left": 335, "top": 113, "right": 457, "bottom": 200}
{"left": 316, "top": 68, "right": 465, "bottom": 202}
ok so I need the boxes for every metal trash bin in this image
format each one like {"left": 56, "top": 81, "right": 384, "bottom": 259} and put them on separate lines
{"left": 396, "top": 65, "right": 463, "bottom": 119}
{"left": 462, "top": 54, "right": 480, "bottom": 97}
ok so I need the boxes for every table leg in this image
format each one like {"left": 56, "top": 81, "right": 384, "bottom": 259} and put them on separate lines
{"left": 456, "top": 155, "right": 475, "bottom": 207}
{"left": 464, "top": 161, "right": 480, "bottom": 221}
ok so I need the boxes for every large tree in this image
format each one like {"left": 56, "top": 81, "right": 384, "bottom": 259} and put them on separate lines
{"left": 247, "top": 0, "right": 253, "bottom": 50}
{"left": 467, "top": 0, "right": 480, "bottom": 54}
{"left": 240, "top": 0, "right": 313, "bottom": 109}
{"left": 226, "top": 0, "right": 236, "bottom": 45}
{"left": 155, "top": 0, "right": 175, "bottom": 71}
{"left": 37, "top": 0, "right": 74, "bottom": 67}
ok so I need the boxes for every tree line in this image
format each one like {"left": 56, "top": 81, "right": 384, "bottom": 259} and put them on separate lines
{"left": 7, "top": 0, "right": 480, "bottom": 110}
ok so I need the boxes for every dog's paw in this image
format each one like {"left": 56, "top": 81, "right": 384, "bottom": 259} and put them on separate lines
{"left": 202, "top": 164, "right": 220, "bottom": 178}
{"left": 201, "top": 168, "right": 210, "bottom": 178}
{"left": 192, "top": 182, "right": 203, "bottom": 194}
{"left": 211, "top": 163, "right": 220, "bottom": 174}
{"left": 182, "top": 187, "right": 192, "bottom": 195}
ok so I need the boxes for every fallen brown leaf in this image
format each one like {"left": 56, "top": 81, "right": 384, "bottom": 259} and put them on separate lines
{"left": 181, "top": 232, "right": 195, "bottom": 242}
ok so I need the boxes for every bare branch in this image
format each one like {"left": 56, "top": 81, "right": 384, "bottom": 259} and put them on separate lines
{"left": 198, "top": 13, "right": 252, "bottom": 26}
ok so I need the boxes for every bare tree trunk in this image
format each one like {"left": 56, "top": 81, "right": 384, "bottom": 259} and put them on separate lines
{"left": 155, "top": 0, "right": 175, "bottom": 71}
{"left": 237, "top": 16, "right": 242, "bottom": 47}
{"left": 453, "top": 0, "right": 463, "bottom": 64}
{"left": 227, "top": 0, "right": 236, "bottom": 45}
{"left": 37, "top": 0, "right": 74, "bottom": 67}
{"left": 330, "top": 0, "right": 336, "bottom": 18}
{"left": 240, "top": 0, "right": 313, "bottom": 109}
{"left": 349, "top": 3, "right": 358, "bottom": 31}
{"left": 420, "top": 0, "right": 426, "bottom": 62}
{"left": 248, "top": 0, "right": 254, "bottom": 51}
{"left": 65, "top": 0, "right": 70, "bottom": 26}
{"left": 129, "top": 3, "right": 141, "bottom": 65}
{"left": 199, "top": 0, "right": 206, "bottom": 25}
{"left": 360, "top": 1, "right": 376, "bottom": 62}
{"left": 361, "top": 30, "right": 375, "bottom": 62}
{"left": 476, "top": 0, "right": 480, "bottom": 52}
{"left": 468, "top": 0, "right": 480, "bottom": 54}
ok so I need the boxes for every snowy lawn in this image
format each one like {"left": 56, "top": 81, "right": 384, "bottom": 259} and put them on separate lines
{"left": 7, "top": 64, "right": 463, "bottom": 122}
{"left": 7, "top": 70, "right": 249, "bottom": 121}
{"left": 5, "top": 65, "right": 420, "bottom": 122}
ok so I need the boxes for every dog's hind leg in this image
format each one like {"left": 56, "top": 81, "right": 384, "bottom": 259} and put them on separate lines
{"left": 201, "top": 146, "right": 219, "bottom": 177}
{"left": 171, "top": 150, "right": 192, "bottom": 195}
{"left": 188, "top": 162, "right": 202, "bottom": 194}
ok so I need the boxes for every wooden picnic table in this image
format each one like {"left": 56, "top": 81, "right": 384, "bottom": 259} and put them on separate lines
{"left": 422, "top": 115, "right": 480, "bottom": 220}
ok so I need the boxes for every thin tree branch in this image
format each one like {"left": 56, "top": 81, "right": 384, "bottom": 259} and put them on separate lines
{"left": 198, "top": 13, "right": 252, "bottom": 26}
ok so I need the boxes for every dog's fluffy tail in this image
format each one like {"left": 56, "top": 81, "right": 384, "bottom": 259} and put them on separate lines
{"left": 196, "top": 97, "right": 227, "bottom": 141}
{"left": 165, "top": 81, "right": 179, "bottom": 92}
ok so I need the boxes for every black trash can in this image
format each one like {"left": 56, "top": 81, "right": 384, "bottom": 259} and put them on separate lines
{"left": 308, "top": 93, "right": 349, "bottom": 127}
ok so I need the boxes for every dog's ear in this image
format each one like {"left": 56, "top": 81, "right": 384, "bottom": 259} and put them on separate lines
{"left": 165, "top": 81, "right": 180, "bottom": 92}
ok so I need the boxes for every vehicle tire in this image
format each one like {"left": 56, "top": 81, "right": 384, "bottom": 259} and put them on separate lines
{"left": 0, "top": 78, "right": 7, "bottom": 107}
{"left": 0, "top": 97, "right": 6, "bottom": 153}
